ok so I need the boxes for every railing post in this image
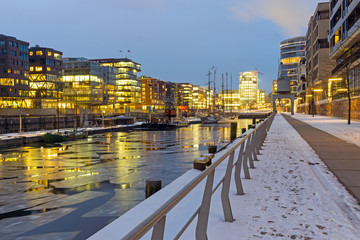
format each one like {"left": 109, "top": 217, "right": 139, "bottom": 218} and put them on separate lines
{"left": 151, "top": 216, "right": 166, "bottom": 240}
{"left": 221, "top": 151, "right": 235, "bottom": 222}
{"left": 243, "top": 137, "right": 251, "bottom": 179}
{"left": 234, "top": 142, "right": 245, "bottom": 195}
{"left": 196, "top": 170, "right": 215, "bottom": 240}
{"left": 251, "top": 130, "right": 260, "bottom": 161}
{"left": 247, "top": 134, "right": 256, "bottom": 168}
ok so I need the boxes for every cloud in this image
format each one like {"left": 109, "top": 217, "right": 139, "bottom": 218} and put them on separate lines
{"left": 230, "top": 0, "right": 315, "bottom": 36}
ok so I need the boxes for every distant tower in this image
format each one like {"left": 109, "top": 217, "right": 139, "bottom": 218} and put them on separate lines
{"left": 239, "top": 71, "right": 258, "bottom": 108}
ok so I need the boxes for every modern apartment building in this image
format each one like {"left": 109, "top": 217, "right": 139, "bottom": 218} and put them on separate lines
{"left": 175, "top": 83, "right": 193, "bottom": 110}
{"left": 239, "top": 71, "right": 259, "bottom": 107}
{"left": 296, "top": 57, "right": 307, "bottom": 105}
{"left": 218, "top": 89, "right": 240, "bottom": 111}
{"left": 329, "top": 0, "right": 360, "bottom": 101}
{"left": 91, "top": 58, "right": 141, "bottom": 109}
{"left": 192, "top": 85, "right": 208, "bottom": 110}
{"left": 305, "top": 2, "right": 333, "bottom": 113}
{"left": 29, "top": 45, "right": 63, "bottom": 109}
{"left": 278, "top": 37, "right": 306, "bottom": 93}
{"left": 62, "top": 58, "right": 110, "bottom": 112}
{"left": 257, "top": 89, "right": 266, "bottom": 108}
{"left": 139, "top": 76, "right": 166, "bottom": 111}
{"left": 0, "top": 34, "right": 30, "bottom": 108}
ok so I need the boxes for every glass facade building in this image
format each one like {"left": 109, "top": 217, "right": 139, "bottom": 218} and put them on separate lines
{"left": 91, "top": 58, "right": 141, "bottom": 109}
{"left": 62, "top": 58, "right": 110, "bottom": 110}
{"left": 239, "top": 71, "right": 258, "bottom": 107}
{"left": 278, "top": 37, "right": 306, "bottom": 93}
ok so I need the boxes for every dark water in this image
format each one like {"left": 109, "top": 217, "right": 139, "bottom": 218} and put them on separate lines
{"left": 0, "top": 120, "right": 254, "bottom": 239}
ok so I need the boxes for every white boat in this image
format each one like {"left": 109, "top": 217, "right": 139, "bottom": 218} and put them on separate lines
{"left": 202, "top": 117, "right": 218, "bottom": 124}
{"left": 218, "top": 116, "right": 238, "bottom": 124}
{"left": 185, "top": 117, "right": 202, "bottom": 124}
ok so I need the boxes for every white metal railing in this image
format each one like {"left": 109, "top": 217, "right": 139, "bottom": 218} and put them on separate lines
{"left": 90, "top": 113, "right": 275, "bottom": 240}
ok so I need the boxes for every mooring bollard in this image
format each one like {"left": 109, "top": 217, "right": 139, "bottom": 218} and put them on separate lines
{"left": 193, "top": 157, "right": 209, "bottom": 171}
{"left": 146, "top": 179, "right": 162, "bottom": 198}
{"left": 200, "top": 153, "right": 214, "bottom": 166}
{"left": 208, "top": 145, "right": 217, "bottom": 154}
{"left": 242, "top": 128, "right": 246, "bottom": 134}
{"left": 230, "top": 122, "right": 237, "bottom": 141}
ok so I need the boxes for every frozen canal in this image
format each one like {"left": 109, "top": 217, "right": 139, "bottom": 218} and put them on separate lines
{"left": 0, "top": 120, "right": 254, "bottom": 239}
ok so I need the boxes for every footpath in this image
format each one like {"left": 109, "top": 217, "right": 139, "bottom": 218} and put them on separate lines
{"left": 282, "top": 114, "right": 360, "bottom": 203}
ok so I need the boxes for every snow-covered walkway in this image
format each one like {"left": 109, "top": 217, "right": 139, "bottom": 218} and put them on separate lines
{"left": 199, "top": 114, "right": 360, "bottom": 239}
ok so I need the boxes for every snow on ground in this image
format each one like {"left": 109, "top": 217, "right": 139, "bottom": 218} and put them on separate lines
{"left": 90, "top": 114, "right": 360, "bottom": 239}
{"left": 289, "top": 113, "right": 360, "bottom": 148}
{"left": 181, "top": 114, "right": 360, "bottom": 239}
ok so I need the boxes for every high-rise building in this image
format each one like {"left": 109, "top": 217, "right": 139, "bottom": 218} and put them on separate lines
{"left": 329, "top": 0, "right": 360, "bottom": 100}
{"left": 29, "top": 45, "right": 63, "bottom": 109}
{"left": 278, "top": 36, "right": 306, "bottom": 93}
{"left": 305, "top": 3, "right": 332, "bottom": 107}
{"left": 239, "top": 71, "right": 258, "bottom": 107}
{"left": 0, "top": 34, "right": 30, "bottom": 108}
{"left": 91, "top": 58, "right": 141, "bottom": 109}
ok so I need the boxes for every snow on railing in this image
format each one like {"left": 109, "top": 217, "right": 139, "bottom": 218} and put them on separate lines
{"left": 89, "top": 113, "right": 275, "bottom": 240}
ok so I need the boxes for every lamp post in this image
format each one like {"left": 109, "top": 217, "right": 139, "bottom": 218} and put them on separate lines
{"left": 19, "top": 113, "right": 22, "bottom": 135}
{"left": 102, "top": 111, "right": 105, "bottom": 128}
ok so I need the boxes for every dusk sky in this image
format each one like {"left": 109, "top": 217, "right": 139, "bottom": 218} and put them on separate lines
{"left": 0, "top": 0, "right": 324, "bottom": 93}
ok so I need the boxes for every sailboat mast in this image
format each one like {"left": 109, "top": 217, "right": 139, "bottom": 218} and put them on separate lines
{"left": 56, "top": 77, "right": 59, "bottom": 134}
{"left": 230, "top": 73, "right": 233, "bottom": 114}
{"left": 226, "top": 72, "right": 228, "bottom": 114}
{"left": 208, "top": 71, "right": 211, "bottom": 115}
{"left": 213, "top": 69, "right": 216, "bottom": 114}
{"left": 222, "top": 73, "right": 224, "bottom": 113}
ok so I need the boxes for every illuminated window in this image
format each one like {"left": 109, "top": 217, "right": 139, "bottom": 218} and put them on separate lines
{"left": 36, "top": 51, "right": 43, "bottom": 56}
{"left": 48, "top": 51, "right": 52, "bottom": 56}
{"left": 54, "top": 53, "right": 61, "bottom": 60}
{"left": 47, "top": 67, "right": 51, "bottom": 71}
{"left": 35, "top": 66, "right": 42, "bottom": 71}
{"left": 29, "top": 51, "right": 33, "bottom": 56}
{"left": 334, "top": 27, "right": 341, "bottom": 46}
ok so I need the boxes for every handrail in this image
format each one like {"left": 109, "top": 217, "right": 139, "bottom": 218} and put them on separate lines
{"left": 92, "top": 113, "right": 275, "bottom": 240}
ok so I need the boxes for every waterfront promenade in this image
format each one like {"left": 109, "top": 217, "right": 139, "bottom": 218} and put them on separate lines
{"left": 91, "top": 114, "right": 360, "bottom": 239}
{"left": 194, "top": 114, "right": 360, "bottom": 239}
